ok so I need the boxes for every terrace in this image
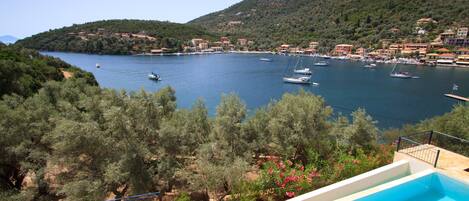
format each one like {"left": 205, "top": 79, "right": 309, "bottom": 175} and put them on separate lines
{"left": 290, "top": 131, "right": 469, "bottom": 201}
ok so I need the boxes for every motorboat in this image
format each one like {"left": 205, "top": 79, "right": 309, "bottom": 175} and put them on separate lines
{"left": 283, "top": 76, "right": 312, "bottom": 84}
{"left": 96, "top": 63, "right": 100, "bottom": 68}
{"left": 294, "top": 68, "right": 312, "bottom": 75}
{"left": 148, "top": 72, "right": 160, "bottom": 81}
{"left": 260, "top": 58, "right": 273, "bottom": 62}
{"left": 314, "top": 61, "right": 329, "bottom": 66}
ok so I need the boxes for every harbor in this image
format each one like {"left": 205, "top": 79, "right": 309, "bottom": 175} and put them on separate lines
{"left": 43, "top": 51, "right": 469, "bottom": 128}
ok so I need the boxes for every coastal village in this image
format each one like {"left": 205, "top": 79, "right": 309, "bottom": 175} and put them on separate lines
{"left": 68, "top": 18, "right": 469, "bottom": 67}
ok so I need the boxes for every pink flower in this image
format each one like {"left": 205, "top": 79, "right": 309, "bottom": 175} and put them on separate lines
{"left": 299, "top": 165, "right": 304, "bottom": 171}
{"left": 286, "top": 191, "right": 295, "bottom": 198}
{"left": 268, "top": 167, "right": 273, "bottom": 175}
{"left": 279, "top": 161, "right": 286, "bottom": 170}
{"left": 286, "top": 160, "right": 293, "bottom": 166}
{"left": 280, "top": 172, "right": 284, "bottom": 178}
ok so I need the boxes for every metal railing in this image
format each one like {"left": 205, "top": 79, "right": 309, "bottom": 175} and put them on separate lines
{"left": 396, "top": 130, "right": 469, "bottom": 168}
{"left": 106, "top": 192, "right": 160, "bottom": 201}
{"left": 396, "top": 136, "right": 440, "bottom": 167}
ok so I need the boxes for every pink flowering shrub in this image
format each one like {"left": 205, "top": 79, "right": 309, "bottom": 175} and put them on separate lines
{"left": 256, "top": 158, "right": 324, "bottom": 200}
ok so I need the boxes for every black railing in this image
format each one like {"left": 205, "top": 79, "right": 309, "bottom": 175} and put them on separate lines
{"left": 396, "top": 136, "right": 440, "bottom": 167}
{"left": 106, "top": 192, "right": 160, "bottom": 201}
{"left": 396, "top": 130, "right": 469, "bottom": 168}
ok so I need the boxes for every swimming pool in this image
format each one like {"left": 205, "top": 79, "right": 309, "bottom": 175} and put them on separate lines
{"left": 356, "top": 172, "right": 469, "bottom": 201}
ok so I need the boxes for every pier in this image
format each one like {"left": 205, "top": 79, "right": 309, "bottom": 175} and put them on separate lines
{"left": 444, "top": 94, "right": 469, "bottom": 102}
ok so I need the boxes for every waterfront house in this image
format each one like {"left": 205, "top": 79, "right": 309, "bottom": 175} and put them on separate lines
{"left": 198, "top": 42, "right": 209, "bottom": 50}
{"left": 191, "top": 38, "right": 205, "bottom": 47}
{"left": 237, "top": 38, "right": 248, "bottom": 46}
{"left": 457, "top": 27, "right": 468, "bottom": 39}
{"left": 333, "top": 44, "right": 353, "bottom": 56}
{"left": 425, "top": 53, "right": 439, "bottom": 64}
{"left": 211, "top": 46, "right": 224, "bottom": 52}
{"left": 436, "top": 53, "right": 456, "bottom": 65}
{"left": 279, "top": 44, "right": 290, "bottom": 53}
{"left": 309, "top": 41, "right": 319, "bottom": 50}
{"left": 355, "top": 48, "right": 366, "bottom": 56}
{"left": 456, "top": 48, "right": 469, "bottom": 55}
{"left": 445, "top": 38, "right": 469, "bottom": 47}
{"left": 456, "top": 55, "right": 469, "bottom": 66}
{"left": 440, "top": 29, "right": 455, "bottom": 42}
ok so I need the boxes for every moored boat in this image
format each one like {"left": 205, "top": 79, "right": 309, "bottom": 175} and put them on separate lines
{"left": 283, "top": 76, "right": 311, "bottom": 84}
{"left": 314, "top": 61, "right": 329, "bottom": 66}
{"left": 364, "top": 63, "right": 377, "bottom": 68}
{"left": 294, "top": 68, "right": 312, "bottom": 75}
{"left": 260, "top": 58, "right": 273, "bottom": 62}
{"left": 389, "top": 64, "right": 413, "bottom": 79}
{"left": 148, "top": 72, "right": 160, "bottom": 81}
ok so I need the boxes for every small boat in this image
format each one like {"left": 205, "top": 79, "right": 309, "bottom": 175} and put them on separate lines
{"left": 294, "top": 68, "right": 312, "bottom": 75}
{"left": 260, "top": 58, "right": 273, "bottom": 62}
{"left": 148, "top": 72, "right": 160, "bottom": 81}
{"left": 283, "top": 76, "right": 312, "bottom": 84}
{"left": 389, "top": 64, "right": 412, "bottom": 79}
{"left": 314, "top": 61, "right": 329, "bottom": 66}
{"left": 364, "top": 63, "right": 377, "bottom": 68}
{"left": 96, "top": 63, "right": 100, "bottom": 68}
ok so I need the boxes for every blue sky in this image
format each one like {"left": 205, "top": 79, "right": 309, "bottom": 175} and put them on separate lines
{"left": 0, "top": 0, "right": 242, "bottom": 38}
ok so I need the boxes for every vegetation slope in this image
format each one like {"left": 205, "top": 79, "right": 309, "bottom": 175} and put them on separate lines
{"left": 0, "top": 45, "right": 467, "bottom": 201}
{"left": 0, "top": 44, "right": 96, "bottom": 97}
{"left": 16, "top": 20, "right": 218, "bottom": 54}
{"left": 190, "top": 0, "right": 469, "bottom": 50}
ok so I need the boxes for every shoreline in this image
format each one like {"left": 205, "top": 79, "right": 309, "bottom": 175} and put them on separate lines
{"left": 132, "top": 51, "right": 469, "bottom": 68}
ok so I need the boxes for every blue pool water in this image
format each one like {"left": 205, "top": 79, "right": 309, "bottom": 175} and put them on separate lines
{"left": 357, "top": 173, "right": 469, "bottom": 201}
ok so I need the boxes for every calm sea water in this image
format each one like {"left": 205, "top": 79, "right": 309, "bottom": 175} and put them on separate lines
{"left": 43, "top": 52, "right": 469, "bottom": 128}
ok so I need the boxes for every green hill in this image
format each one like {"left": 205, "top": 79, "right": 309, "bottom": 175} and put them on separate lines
{"left": 0, "top": 45, "right": 96, "bottom": 97}
{"left": 190, "top": 0, "right": 469, "bottom": 50}
{"left": 16, "top": 19, "right": 218, "bottom": 54}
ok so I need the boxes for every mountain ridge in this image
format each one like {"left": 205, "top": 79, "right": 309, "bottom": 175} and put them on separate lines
{"left": 16, "top": 19, "right": 218, "bottom": 54}
{"left": 190, "top": 0, "right": 469, "bottom": 50}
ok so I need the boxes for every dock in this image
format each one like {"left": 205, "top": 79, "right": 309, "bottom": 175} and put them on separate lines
{"left": 444, "top": 94, "right": 469, "bottom": 102}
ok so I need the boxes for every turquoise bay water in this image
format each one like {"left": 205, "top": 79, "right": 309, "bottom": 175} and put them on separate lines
{"left": 357, "top": 173, "right": 469, "bottom": 201}
{"left": 43, "top": 52, "right": 469, "bottom": 128}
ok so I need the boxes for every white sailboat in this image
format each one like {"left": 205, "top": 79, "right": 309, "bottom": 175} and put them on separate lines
{"left": 389, "top": 64, "right": 412, "bottom": 79}
{"left": 283, "top": 57, "right": 318, "bottom": 85}
{"left": 294, "top": 68, "right": 312, "bottom": 75}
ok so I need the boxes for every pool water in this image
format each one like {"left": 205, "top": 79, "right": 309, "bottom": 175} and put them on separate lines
{"left": 357, "top": 173, "right": 469, "bottom": 201}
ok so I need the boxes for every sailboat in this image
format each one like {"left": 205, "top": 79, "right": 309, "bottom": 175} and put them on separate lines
{"left": 389, "top": 64, "right": 412, "bottom": 79}
{"left": 292, "top": 58, "right": 312, "bottom": 75}
{"left": 283, "top": 57, "right": 318, "bottom": 85}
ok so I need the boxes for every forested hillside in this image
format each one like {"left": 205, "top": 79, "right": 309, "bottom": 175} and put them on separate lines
{"left": 190, "top": 0, "right": 469, "bottom": 50}
{"left": 16, "top": 20, "right": 218, "bottom": 54}
{"left": 0, "top": 45, "right": 96, "bottom": 97}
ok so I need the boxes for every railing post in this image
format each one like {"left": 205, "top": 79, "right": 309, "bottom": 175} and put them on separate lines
{"left": 428, "top": 130, "right": 434, "bottom": 145}
{"left": 396, "top": 137, "right": 402, "bottom": 152}
{"left": 434, "top": 150, "right": 440, "bottom": 168}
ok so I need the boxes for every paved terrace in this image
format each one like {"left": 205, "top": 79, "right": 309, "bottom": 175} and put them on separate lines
{"left": 395, "top": 144, "right": 469, "bottom": 183}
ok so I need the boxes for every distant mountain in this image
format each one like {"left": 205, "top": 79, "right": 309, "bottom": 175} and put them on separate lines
{"left": 0, "top": 35, "right": 18, "bottom": 44}
{"left": 16, "top": 19, "right": 218, "bottom": 54}
{"left": 190, "top": 0, "right": 469, "bottom": 50}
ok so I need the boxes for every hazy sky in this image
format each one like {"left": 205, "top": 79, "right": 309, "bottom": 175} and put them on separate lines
{"left": 0, "top": 0, "right": 242, "bottom": 38}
